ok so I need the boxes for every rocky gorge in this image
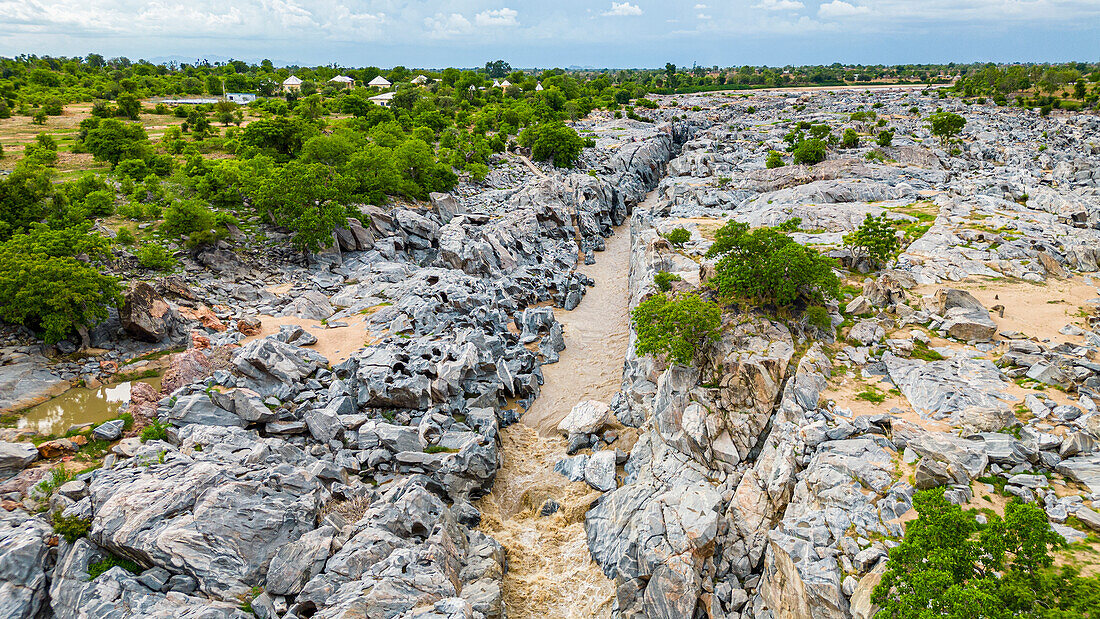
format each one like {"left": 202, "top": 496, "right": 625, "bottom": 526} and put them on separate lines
{"left": 2, "top": 86, "right": 1100, "bottom": 619}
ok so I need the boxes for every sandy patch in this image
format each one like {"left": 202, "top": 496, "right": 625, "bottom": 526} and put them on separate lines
{"left": 914, "top": 276, "right": 1099, "bottom": 345}
{"left": 240, "top": 313, "right": 375, "bottom": 364}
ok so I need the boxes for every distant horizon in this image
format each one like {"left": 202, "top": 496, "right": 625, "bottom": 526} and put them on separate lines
{"left": 1, "top": 52, "right": 1097, "bottom": 72}
{"left": 2, "top": 1, "right": 1098, "bottom": 70}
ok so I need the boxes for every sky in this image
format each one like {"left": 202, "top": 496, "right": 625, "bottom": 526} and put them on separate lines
{"left": 1, "top": 0, "right": 1098, "bottom": 68}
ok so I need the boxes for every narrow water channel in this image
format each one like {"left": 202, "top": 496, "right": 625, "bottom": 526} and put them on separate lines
{"left": 477, "top": 215, "right": 635, "bottom": 619}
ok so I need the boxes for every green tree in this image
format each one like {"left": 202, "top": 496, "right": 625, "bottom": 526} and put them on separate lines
{"left": 664, "top": 227, "right": 690, "bottom": 247}
{"left": 0, "top": 224, "right": 121, "bottom": 344}
{"left": 0, "top": 162, "right": 56, "bottom": 240}
{"left": 631, "top": 292, "right": 722, "bottom": 365}
{"left": 872, "top": 489, "right": 1093, "bottom": 619}
{"left": 250, "top": 162, "right": 354, "bottom": 253}
{"left": 136, "top": 243, "right": 177, "bottom": 271}
{"left": 766, "top": 150, "right": 785, "bottom": 168}
{"left": 929, "top": 111, "right": 966, "bottom": 145}
{"left": 843, "top": 213, "right": 900, "bottom": 268}
{"left": 116, "top": 93, "right": 141, "bottom": 120}
{"left": 83, "top": 118, "right": 150, "bottom": 167}
{"left": 876, "top": 130, "right": 894, "bottom": 147}
{"left": 706, "top": 221, "right": 839, "bottom": 306}
{"left": 841, "top": 128, "right": 860, "bottom": 148}
{"left": 520, "top": 122, "right": 584, "bottom": 167}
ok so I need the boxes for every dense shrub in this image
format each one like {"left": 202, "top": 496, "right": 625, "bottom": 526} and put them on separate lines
{"left": 87, "top": 555, "right": 143, "bottom": 579}
{"left": 140, "top": 419, "right": 169, "bottom": 443}
{"left": 519, "top": 122, "right": 583, "bottom": 167}
{"left": 631, "top": 292, "right": 722, "bottom": 365}
{"left": 51, "top": 513, "right": 91, "bottom": 543}
{"left": 840, "top": 128, "right": 860, "bottom": 148}
{"left": 792, "top": 139, "right": 827, "bottom": 165}
{"left": 115, "top": 227, "right": 135, "bottom": 245}
{"left": 0, "top": 224, "right": 121, "bottom": 344}
{"left": 706, "top": 221, "right": 839, "bottom": 306}
{"left": 136, "top": 244, "right": 177, "bottom": 271}
{"left": 876, "top": 130, "right": 894, "bottom": 147}
{"left": 765, "top": 150, "right": 785, "bottom": 168}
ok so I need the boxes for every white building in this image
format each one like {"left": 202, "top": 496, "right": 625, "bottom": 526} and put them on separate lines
{"left": 410, "top": 74, "right": 429, "bottom": 85}
{"left": 535, "top": 82, "right": 544, "bottom": 91}
{"left": 281, "top": 75, "right": 302, "bottom": 92}
{"left": 368, "top": 76, "right": 392, "bottom": 88}
{"left": 329, "top": 75, "right": 355, "bottom": 89}
{"left": 225, "top": 93, "right": 257, "bottom": 104}
{"left": 369, "top": 92, "right": 395, "bottom": 107}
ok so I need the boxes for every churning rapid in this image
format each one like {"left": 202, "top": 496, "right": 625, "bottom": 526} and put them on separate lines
{"left": 477, "top": 218, "right": 635, "bottom": 619}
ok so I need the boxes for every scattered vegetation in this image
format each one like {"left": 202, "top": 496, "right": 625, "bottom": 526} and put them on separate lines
{"left": 664, "top": 227, "right": 690, "bottom": 247}
{"left": 87, "top": 554, "right": 143, "bottom": 580}
{"left": 653, "top": 271, "right": 682, "bottom": 292}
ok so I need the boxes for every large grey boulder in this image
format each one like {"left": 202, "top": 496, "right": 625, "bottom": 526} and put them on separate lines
{"left": 0, "top": 510, "right": 51, "bottom": 618}
{"left": 87, "top": 452, "right": 320, "bottom": 601}
{"left": 50, "top": 539, "right": 249, "bottom": 619}
{"left": 557, "top": 400, "right": 613, "bottom": 436}
{"left": 0, "top": 360, "right": 68, "bottom": 414}
{"left": 283, "top": 291, "right": 334, "bottom": 322}
{"left": 0, "top": 443, "right": 38, "bottom": 479}
{"left": 162, "top": 394, "right": 243, "bottom": 428}
{"left": 233, "top": 338, "right": 328, "bottom": 387}
{"left": 264, "top": 526, "right": 334, "bottom": 596}
{"left": 884, "top": 353, "right": 1013, "bottom": 419}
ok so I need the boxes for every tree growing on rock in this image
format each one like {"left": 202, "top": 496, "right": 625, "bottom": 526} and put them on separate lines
{"left": 792, "top": 139, "right": 827, "bottom": 165}
{"left": 631, "top": 292, "right": 721, "bottom": 366}
{"left": 706, "top": 221, "right": 839, "bottom": 306}
{"left": 843, "top": 213, "right": 899, "bottom": 269}
{"left": 872, "top": 488, "right": 1099, "bottom": 618}
{"left": 929, "top": 111, "right": 966, "bottom": 145}
{"left": 518, "top": 122, "right": 584, "bottom": 168}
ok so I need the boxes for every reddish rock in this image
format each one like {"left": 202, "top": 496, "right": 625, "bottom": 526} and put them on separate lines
{"left": 130, "top": 381, "right": 161, "bottom": 407}
{"left": 190, "top": 331, "right": 211, "bottom": 350}
{"left": 37, "top": 438, "right": 77, "bottom": 459}
{"left": 161, "top": 349, "right": 213, "bottom": 395}
{"left": 0, "top": 466, "right": 50, "bottom": 495}
{"left": 70, "top": 435, "right": 88, "bottom": 447}
{"left": 1, "top": 500, "right": 19, "bottom": 511}
{"left": 237, "top": 317, "right": 262, "bottom": 336}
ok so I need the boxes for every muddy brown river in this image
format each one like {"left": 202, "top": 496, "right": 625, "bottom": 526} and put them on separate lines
{"left": 477, "top": 214, "right": 636, "bottom": 619}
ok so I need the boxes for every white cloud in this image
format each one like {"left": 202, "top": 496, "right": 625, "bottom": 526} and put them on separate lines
{"left": 475, "top": 7, "right": 518, "bottom": 27}
{"left": 818, "top": 0, "right": 870, "bottom": 18}
{"left": 693, "top": 3, "right": 708, "bottom": 8}
{"left": 423, "top": 12, "right": 472, "bottom": 38}
{"left": 602, "top": 2, "right": 642, "bottom": 16}
{"left": 754, "top": 0, "right": 804, "bottom": 10}
{"left": 697, "top": 13, "right": 711, "bottom": 19}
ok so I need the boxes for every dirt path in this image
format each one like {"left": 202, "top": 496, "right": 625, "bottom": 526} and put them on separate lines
{"left": 477, "top": 218, "right": 635, "bottom": 619}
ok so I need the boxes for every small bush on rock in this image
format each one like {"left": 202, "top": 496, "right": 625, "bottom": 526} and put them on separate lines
{"left": 140, "top": 419, "right": 169, "bottom": 443}
{"left": 765, "top": 150, "right": 785, "bottom": 168}
{"left": 631, "top": 292, "right": 721, "bottom": 365}
{"left": 52, "top": 513, "right": 91, "bottom": 543}
{"left": 87, "top": 554, "right": 142, "bottom": 579}
{"left": 654, "top": 271, "right": 682, "bottom": 292}
{"left": 664, "top": 227, "right": 690, "bottom": 247}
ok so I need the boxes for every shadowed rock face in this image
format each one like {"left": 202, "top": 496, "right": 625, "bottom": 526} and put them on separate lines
{"left": 121, "top": 283, "right": 174, "bottom": 342}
